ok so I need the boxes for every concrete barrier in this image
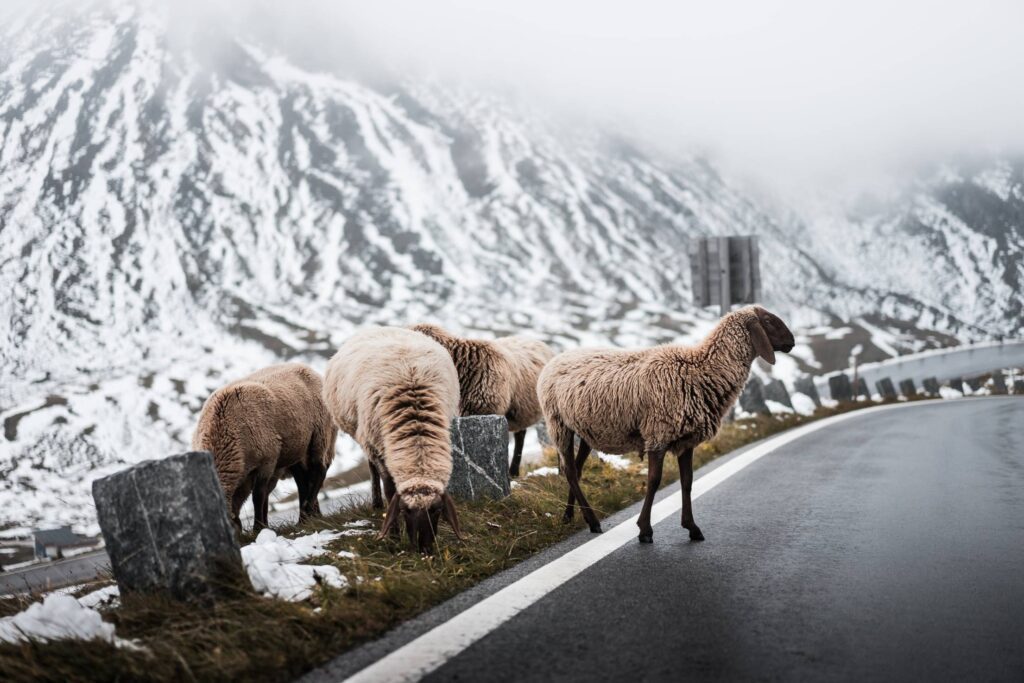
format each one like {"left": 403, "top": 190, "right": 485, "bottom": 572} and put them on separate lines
{"left": 92, "top": 451, "right": 247, "bottom": 601}
{"left": 763, "top": 379, "right": 793, "bottom": 409}
{"left": 739, "top": 378, "right": 771, "bottom": 415}
{"left": 828, "top": 374, "right": 853, "bottom": 402}
{"left": 449, "top": 415, "right": 512, "bottom": 500}
{"left": 899, "top": 379, "right": 918, "bottom": 398}
{"left": 793, "top": 376, "right": 822, "bottom": 406}
{"left": 875, "top": 377, "right": 897, "bottom": 399}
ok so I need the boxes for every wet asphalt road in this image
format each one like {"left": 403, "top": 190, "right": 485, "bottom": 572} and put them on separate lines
{"left": 425, "top": 397, "right": 1024, "bottom": 682}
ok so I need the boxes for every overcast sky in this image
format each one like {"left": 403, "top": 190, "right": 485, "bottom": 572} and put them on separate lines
{"left": 14, "top": 0, "right": 1024, "bottom": 191}
{"left": 241, "top": 0, "right": 1024, "bottom": 191}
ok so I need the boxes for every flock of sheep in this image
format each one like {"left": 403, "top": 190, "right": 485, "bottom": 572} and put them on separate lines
{"left": 192, "top": 306, "right": 795, "bottom": 553}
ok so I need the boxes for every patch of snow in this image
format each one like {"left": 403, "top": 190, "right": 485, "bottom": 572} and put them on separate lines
{"left": 241, "top": 529, "right": 348, "bottom": 602}
{"left": 790, "top": 393, "right": 817, "bottom": 416}
{"left": 77, "top": 585, "right": 120, "bottom": 609}
{"left": 597, "top": 453, "right": 632, "bottom": 470}
{"left": 765, "top": 400, "right": 794, "bottom": 414}
{"left": 527, "top": 466, "right": 559, "bottom": 477}
{"left": 0, "top": 594, "right": 131, "bottom": 647}
{"left": 938, "top": 386, "right": 962, "bottom": 399}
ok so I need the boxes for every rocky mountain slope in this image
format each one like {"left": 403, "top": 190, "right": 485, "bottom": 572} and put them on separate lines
{"left": 1, "top": 1, "right": 1020, "bottom": 531}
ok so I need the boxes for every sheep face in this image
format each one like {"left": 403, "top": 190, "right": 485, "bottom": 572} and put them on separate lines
{"left": 378, "top": 490, "right": 463, "bottom": 554}
{"left": 748, "top": 307, "right": 796, "bottom": 364}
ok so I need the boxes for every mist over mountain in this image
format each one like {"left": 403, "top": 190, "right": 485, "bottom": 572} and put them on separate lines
{"left": 1, "top": 1, "right": 1021, "bottom": 530}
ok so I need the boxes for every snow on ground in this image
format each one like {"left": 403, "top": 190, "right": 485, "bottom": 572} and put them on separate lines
{"left": 76, "top": 585, "right": 120, "bottom": 609}
{"left": 527, "top": 466, "right": 559, "bottom": 477}
{"left": 241, "top": 529, "right": 349, "bottom": 602}
{"left": 0, "top": 594, "right": 132, "bottom": 647}
{"left": 597, "top": 453, "right": 633, "bottom": 470}
{"left": 790, "top": 393, "right": 817, "bottom": 415}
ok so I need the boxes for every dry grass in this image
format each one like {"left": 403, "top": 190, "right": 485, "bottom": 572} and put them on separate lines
{"left": 0, "top": 397, "right": 905, "bottom": 682}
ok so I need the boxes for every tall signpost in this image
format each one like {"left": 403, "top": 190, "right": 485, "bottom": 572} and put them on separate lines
{"left": 689, "top": 235, "right": 762, "bottom": 315}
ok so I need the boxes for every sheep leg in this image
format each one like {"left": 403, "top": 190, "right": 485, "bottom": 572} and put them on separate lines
{"left": 637, "top": 448, "right": 666, "bottom": 543}
{"left": 679, "top": 447, "right": 705, "bottom": 541}
{"left": 508, "top": 430, "right": 527, "bottom": 478}
{"left": 380, "top": 470, "right": 401, "bottom": 538}
{"left": 370, "top": 459, "right": 384, "bottom": 510}
{"left": 562, "top": 439, "right": 592, "bottom": 523}
{"left": 291, "top": 465, "right": 312, "bottom": 522}
{"left": 252, "top": 476, "right": 273, "bottom": 531}
{"left": 561, "top": 435, "right": 602, "bottom": 533}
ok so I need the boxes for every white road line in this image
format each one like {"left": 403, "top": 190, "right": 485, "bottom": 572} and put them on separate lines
{"left": 341, "top": 398, "right": 1006, "bottom": 683}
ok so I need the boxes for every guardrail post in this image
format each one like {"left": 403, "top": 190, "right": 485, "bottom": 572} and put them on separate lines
{"left": 898, "top": 379, "right": 918, "bottom": 398}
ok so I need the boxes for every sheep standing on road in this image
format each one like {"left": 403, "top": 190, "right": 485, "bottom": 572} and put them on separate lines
{"left": 411, "top": 324, "right": 554, "bottom": 477}
{"left": 538, "top": 306, "right": 795, "bottom": 543}
{"left": 323, "top": 327, "right": 463, "bottom": 554}
{"left": 192, "top": 363, "right": 337, "bottom": 531}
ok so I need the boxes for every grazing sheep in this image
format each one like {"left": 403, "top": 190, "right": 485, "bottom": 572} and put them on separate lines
{"left": 323, "top": 326, "right": 463, "bottom": 554}
{"left": 538, "top": 306, "right": 795, "bottom": 543}
{"left": 493, "top": 336, "right": 556, "bottom": 477}
{"left": 192, "top": 363, "right": 337, "bottom": 531}
{"left": 411, "top": 324, "right": 554, "bottom": 477}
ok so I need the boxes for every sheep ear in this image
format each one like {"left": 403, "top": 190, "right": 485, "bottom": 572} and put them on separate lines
{"left": 746, "top": 317, "right": 776, "bottom": 365}
{"left": 441, "top": 493, "right": 464, "bottom": 540}
{"left": 376, "top": 495, "right": 401, "bottom": 540}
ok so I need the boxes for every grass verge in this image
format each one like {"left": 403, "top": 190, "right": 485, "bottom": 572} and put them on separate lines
{"left": 0, "top": 397, "right": 923, "bottom": 682}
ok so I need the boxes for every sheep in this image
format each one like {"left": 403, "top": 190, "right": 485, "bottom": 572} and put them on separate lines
{"left": 323, "top": 326, "right": 463, "bottom": 554}
{"left": 192, "top": 363, "right": 337, "bottom": 531}
{"left": 537, "top": 305, "right": 795, "bottom": 543}
{"left": 410, "top": 324, "right": 554, "bottom": 477}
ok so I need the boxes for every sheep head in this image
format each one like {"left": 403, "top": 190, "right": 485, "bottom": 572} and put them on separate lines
{"left": 745, "top": 307, "right": 795, "bottom": 365}
{"left": 377, "top": 487, "right": 463, "bottom": 554}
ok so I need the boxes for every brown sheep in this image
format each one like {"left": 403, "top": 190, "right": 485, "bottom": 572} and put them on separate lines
{"left": 192, "top": 363, "right": 337, "bottom": 531}
{"left": 410, "top": 324, "right": 554, "bottom": 477}
{"left": 323, "top": 326, "right": 463, "bottom": 554}
{"left": 493, "top": 336, "right": 556, "bottom": 477}
{"left": 538, "top": 306, "right": 794, "bottom": 543}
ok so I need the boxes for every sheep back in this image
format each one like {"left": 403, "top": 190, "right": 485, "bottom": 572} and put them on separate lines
{"left": 192, "top": 363, "right": 336, "bottom": 495}
{"left": 493, "top": 336, "right": 555, "bottom": 432}
{"left": 538, "top": 312, "right": 753, "bottom": 456}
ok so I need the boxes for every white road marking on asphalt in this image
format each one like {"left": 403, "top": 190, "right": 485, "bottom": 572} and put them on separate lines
{"left": 341, "top": 398, "right": 1010, "bottom": 683}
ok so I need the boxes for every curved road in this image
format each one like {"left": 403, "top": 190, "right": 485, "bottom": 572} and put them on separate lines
{"left": 320, "top": 397, "right": 1024, "bottom": 682}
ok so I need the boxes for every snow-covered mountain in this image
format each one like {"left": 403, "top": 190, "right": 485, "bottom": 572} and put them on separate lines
{"left": 1, "top": 1, "right": 1021, "bottom": 531}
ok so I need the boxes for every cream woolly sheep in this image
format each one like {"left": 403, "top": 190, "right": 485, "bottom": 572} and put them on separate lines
{"left": 410, "top": 324, "right": 554, "bottom": 477}
{"left": 323, "top": 326, "right": 463, "bottom": 554}
{"left": 538, "top": 306, "right": 794, "bottom": 543}
{"left": 192, "top": 363, "right": 337, "bottom": 531}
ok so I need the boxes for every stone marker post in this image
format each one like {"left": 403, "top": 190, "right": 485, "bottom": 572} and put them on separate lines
{"left": 948, "top": 377, "right": 965, "bottom": 393}
{"left": 448, "top": 415, "right": 511, "bottom": 500}
{"left": 793, "top": 376, "right": 822, "bottom": 407}
{"left": 922, "top": 377, "right": 941, "bottom": 396}
{"left": 92, "top": 451, "right": 247, "bottom": 601}
{"left": 762, "top": 379, "right": 793, "bottom": 409}
{"left": 875, "top": 377, "right": 897, "bottom": 400}
{"left": 853, "top": 377, "right": 870, "bottom": 400}
{"left": 966, "top": 376, "right": 985, "bottom": 391}
{"left": 991, "top": 372, "right": 1008, "bottom": 394}
{"left": 828, "top": 374, "right": 853, "bottom": 402}
{"left": 1013, "top": 379, "right": 1024, "bottom": 394}
{"left": 739, "top": 377, "right": 771, "bottom": 415}
{"left": 899, "top": 378, "right": 918, "bottom": 398}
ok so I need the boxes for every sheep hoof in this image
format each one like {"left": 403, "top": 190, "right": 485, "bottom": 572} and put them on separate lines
{"left": 689, "top": 529, "right": 705, "bottom": 541}
{"left": 638, "top": 532, "right": 653, "bottom": 543}
{"left": 589, "top": 523, "right": 603, "bottom": 534}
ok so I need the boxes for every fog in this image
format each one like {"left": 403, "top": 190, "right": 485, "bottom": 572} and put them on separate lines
{"left": 10, "top": 0, "right": 1024, "bottom": 190}
{"left": 213, "top": 0, "right": 1023, "bottom": 191}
